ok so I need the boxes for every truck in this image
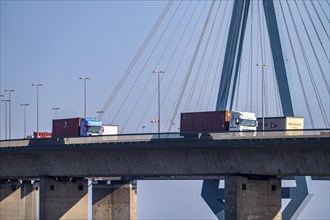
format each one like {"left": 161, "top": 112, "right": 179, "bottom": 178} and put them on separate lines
{"left": 180, "top": 110, "right": 258, "bottom": 134}
{"left": 52, "top": 117, "right": 103, "bottom": 138}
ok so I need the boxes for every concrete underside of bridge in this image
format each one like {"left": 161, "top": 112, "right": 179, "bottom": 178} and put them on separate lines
{"left": 0, "top": 138, "right": 329, "bottom": 179}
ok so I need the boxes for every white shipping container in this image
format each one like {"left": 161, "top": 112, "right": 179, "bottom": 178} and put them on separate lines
{"left": 102, "top": 124, "right": 119, "bottom": 135}
{"left": 285, "top": 117, "right": 304, "bottom": 129}
{"left": 257, "top": 117, "right": 304, "bottom": 130}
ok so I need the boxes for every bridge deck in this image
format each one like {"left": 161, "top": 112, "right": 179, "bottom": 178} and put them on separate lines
{"left": 0, "top": 130, "right": 329, "bottom": 179}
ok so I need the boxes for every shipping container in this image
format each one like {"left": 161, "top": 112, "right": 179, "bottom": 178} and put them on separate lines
{"left": 33, "top": 132, "right": 52, "bottom": 138}
{"left": 52, "top": 118, "right": 81, "bottom": 137}
{"left": 257, "top": 117, "right": 304, "bottom": 130}
{"left": 180, "top": 111, "right": 231, "bottom": 133}
{"left": 102, "top": 124, "right": 119, "bottom": 135}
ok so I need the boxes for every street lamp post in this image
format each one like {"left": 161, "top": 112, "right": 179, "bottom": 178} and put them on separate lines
{"left": 171, "top": 120, "right": 176, "bottom": 132}
{"left": 96, "top": 111, "right": 104, "bottom": 119}
{"left": 0, "top": 94, "right": 3, "bottom": 139}
{"left": 32, "top": 84, "right": 43, "bottom": 136}
{"left": 79, "top": 77, "right": 91, "bottom": 118}
{"left": 21, "top": 104, "right": 29, "bottom": 138}
{"left": 1, "top": 100, "right": 9, "bottom": 139}
{"left": 153, "top": 70, "right": 165, "bottom": 135}
{"left": 5, "top": 89, "right": 15, "bottom": 139}
{"left": 52, "top": 107, "right": 60, "bottom": 119}
{"left": 256, "top": 64, "right": 268, "bottom": 131}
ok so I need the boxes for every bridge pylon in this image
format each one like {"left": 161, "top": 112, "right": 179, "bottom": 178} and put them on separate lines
{"left": 202, "top": 0, "right": 311, "bottom": 219}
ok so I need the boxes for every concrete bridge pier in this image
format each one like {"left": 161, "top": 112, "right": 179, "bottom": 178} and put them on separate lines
{"left": 21, "top": 180, "right": 39, "bottom": 219}
{"left": 225, "top": 175, "right": 282, "bottom": 220}
{"left": 92, "top": 180, "right": 137, "bottom": 220}
{"left": 0, "top": 180, "right": 39, "bottom": 219}
{"left": 39, "top": 177, "right": 88, "bottom": 219}
{"left": 0, "top": 180, "right": 20, "bottom": 219}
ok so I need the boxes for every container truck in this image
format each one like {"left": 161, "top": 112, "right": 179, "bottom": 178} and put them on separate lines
{"left": 52, "top": 117, "right": 103, "bottom": 138}
{"left": 180, "top": 110, "right": 258, "bottom": 134}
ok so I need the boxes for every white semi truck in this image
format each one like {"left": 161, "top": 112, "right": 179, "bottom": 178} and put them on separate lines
{"left": 229, "top": 111, "right": 258, "bottom": 131}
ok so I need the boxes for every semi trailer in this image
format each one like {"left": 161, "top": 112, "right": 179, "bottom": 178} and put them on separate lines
{"left": 257, "top": 116, "right": 304, "bottom": 130}
{"left": 257, "top": 116, "right": 304, "bottom": 135}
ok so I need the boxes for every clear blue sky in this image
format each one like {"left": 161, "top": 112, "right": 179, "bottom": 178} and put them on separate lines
{"left": 1, "top": 1, "right": 329, "bottom": 219}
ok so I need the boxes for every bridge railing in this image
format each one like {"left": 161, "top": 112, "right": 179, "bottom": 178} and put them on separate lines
{"left": 0, "top": 129, "right": 329, "bottom": 148}
{"left": 197, "top": 129, "right": 330, "bottom": 140}
{"left": 60, "top": 129, "right": 330, "bottom": 144}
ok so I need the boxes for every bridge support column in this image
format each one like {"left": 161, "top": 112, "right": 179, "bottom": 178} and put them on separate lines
{"left": 21, "top": 180, "right": 39, "bottom": 219}
{"left": 92, "top": 180, "right": 137, "bottom": 220}
{"left": 0, "top": 180, "right": 20, "bottom": 219}
{"left": 225, "top": 175, "right": 282, "bottom": 220}
{"left": 39, "top": 177, "right": 88, "bottom": 219}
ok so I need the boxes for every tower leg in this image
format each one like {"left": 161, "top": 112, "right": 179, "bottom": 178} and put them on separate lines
{"left": 201, "top": 179, "right": 225, "bottom": 219}
{"left": 282, "top": 176, "right": 313, "bottom": 219}
{"left": 262, "top": 0, "right": 294, "bottom": 116}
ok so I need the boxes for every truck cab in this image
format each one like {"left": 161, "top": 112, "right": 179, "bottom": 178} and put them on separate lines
{"left": 229, "top": 111, "right": 258, "bottom": 131}
{"left": 80, "top": 118, "right": 103, "bottom": 136}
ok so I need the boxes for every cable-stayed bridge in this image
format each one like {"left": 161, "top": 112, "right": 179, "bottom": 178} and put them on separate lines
{"left": 0, "top": 0, "right": 329, "bottom": 219}
{"left": 97, "top": 0, "right": 329, "bottom": 133}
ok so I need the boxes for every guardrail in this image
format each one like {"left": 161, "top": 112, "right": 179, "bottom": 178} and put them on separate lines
{"left": 0, "top": 129, "right": 329, "bottom": 148}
